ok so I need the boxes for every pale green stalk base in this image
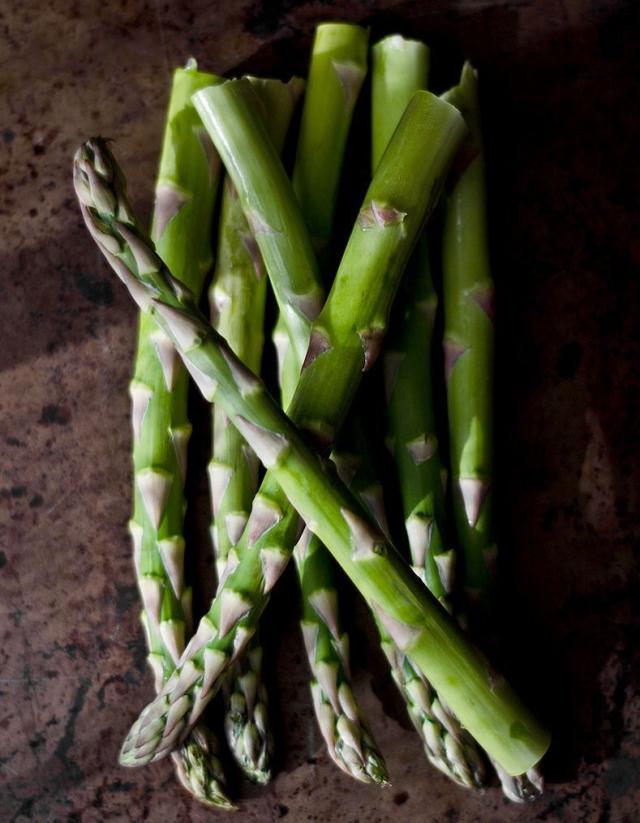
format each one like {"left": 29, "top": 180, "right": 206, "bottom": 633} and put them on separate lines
{"left": 194, "top": 78, "right": 324, "bottom": 369}
{"left": 292, "top": 22, "right": 368, "bottom": 264}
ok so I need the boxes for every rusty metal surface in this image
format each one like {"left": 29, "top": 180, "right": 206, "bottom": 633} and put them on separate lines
{"left": 1, "top": 1, "right": 639, "bottom": 820}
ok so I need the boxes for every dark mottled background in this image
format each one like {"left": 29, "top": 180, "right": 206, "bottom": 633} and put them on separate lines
{"left": 1, "top": 0, "right": 639, "bottom": 820}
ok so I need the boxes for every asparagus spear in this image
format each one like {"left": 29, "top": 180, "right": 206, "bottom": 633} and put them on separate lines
{"left": 274, "top": 21, "right": 370, "bottom": 405}
{"left": 373, "top": 34, "right": 488, "bottom": 789}
{"left": 292, "top": 22, "right": 368, "bottom": 264}
{"left": 374, "top": 37, "right": 453, "bottom": 604}
{"left": 333, "top": 408, "right": 486, "bottom": 789}
{"left": 199, "top": 42, "right": 386, "bottom": 782}
{"left": 194, "top": 78, "right": 324, "bottom": 375}
{"left": 374, "top": 39, "right": 539, "bottom": 800}
{"left": 441, "top": 62, "right": 496, "bottom": 608}
{"left": 126, "top": 63, "right": 233, "bottom": 809}
{"left": 290, "top": 25, "right": 478, "bottom": 787}
{"left": 385, "top": 240, "right": 453, "bottom": 603}
{"left": 383, "top": 248, "right": 488, "bottom": 787}
{"left": 208, "top": 76, "right": 302, "bottom": 784}
{"left": 75, "top": 102, "right": 548, "bottom": 777}
{"left": 282, "top": 23, "right": 388, "bottom": 783}
{"left": 195, "top": 64, "right": 385, "bottom": 782}
{"left": 198, "top": 56, "right": 386, "bottom": 783}
{"left": 195, "top": 78, "right": 322, "bottom": 782}
{"left": 442, "top": 62, "right": 544, "bottom": 801}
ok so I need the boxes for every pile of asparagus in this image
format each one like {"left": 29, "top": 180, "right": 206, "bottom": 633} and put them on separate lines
{"left": 73, "top": 23, "right": 550, "bottom": 809}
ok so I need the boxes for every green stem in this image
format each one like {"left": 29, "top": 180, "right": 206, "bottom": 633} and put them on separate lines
{"left": 333, "top": 406, "right": 487, "bottom": 789}
{"left": 441, "top": 63, "right": 496, "bottom": 609}
{"left": 371, "top": 34, "right": 430, "bottom": 171}
{"left": 292, "top": 22, "right": 368, "bottom": 265}
{"left": 208, "top": 76, "right": 302, "bottom": 784}
{"left": 129, "top": 62, "right": 233, "bottom": 808}
{"left": 193, "top": 79, "right": 324, "bottom": 372}
{"left": 386, "top": 239, "right": 454, "bottom": 603}
{"left": 285, "top": 22, "right": 387, "bottom": 784}
{"left": 373, "top": 35, "right": 455, "bottom": 610}
{"left": 442, "top": 61, "right": 544, "bottom": 801}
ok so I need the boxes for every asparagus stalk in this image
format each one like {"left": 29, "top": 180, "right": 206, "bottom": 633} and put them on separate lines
{"left": 442, "top": 62, "right": 544, "bottom": 801}
{"left": 385, "top": 240, "right": 453, "bottom": 603}
{"left": 441, "top": 62, "right": 495, "bottom": 605}
{"left": 281, "top": 23, "right": 388, "bottom": 784}
{"left": 373, "top": 35, "right": 488, "bottom": 789}
{"left": 208, "top": 76, "right": 302, "bottom": 784}
{"left": 294, "top": 27, "right": 482, "bottom": 785}
{"left": 383, "top": 248, "right": 488, "bottom": 788}
{"left": 194, "top": 78, "right": 324, "bottom": 375}
{"left": 127, "top": 63, "right": 233, "bottom": 808}
{"left": 333, "top": 409, "right": 486, "bottom": 789}
{"left": 374, "top": 37, "right": 452, "bottom": 602}
{"left": 274, "top": 21, "right": 370, "bottom": 406}
{"left": 374, "top": 38, "right": 540, "bottom": 799}
{"left": 195, "top": 68, "right": 326, "bottom": 778}
{"left": 292, "top": 22, "right": 368, "bottom": 263}
{"left": 198, "top": 55, "right": 386, "bottom": 783}
{"left": 293, "top": 530, "right": 388, "bottom": 784}
{"left": 371, "top": 35, "right": 431, "bottom": 170}
{"left": 75, "top": 101, "right": 549, "bottom": 776}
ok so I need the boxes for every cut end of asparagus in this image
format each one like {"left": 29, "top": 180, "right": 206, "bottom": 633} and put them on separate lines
{"left": 371, "top": 34, "right": 430, "bottom": 172}
{"left": 313, "top": 21, "right": 369, "bottom": 57}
